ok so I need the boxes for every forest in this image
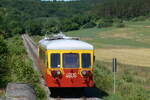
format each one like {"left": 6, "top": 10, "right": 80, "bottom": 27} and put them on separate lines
{"left": 0, "top": 0, "right": 150, "bottom": 37}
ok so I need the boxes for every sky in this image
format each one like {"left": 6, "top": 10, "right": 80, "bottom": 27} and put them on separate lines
{"left": 41, "top": 0, "right": 74, "bottom": 1}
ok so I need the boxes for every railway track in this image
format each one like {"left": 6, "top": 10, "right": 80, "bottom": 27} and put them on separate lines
{"left": 22, "top": 34, "right": 38, "bottom": 57}
{"left": 22, "top": 34, "right": 103, "bottom": 100}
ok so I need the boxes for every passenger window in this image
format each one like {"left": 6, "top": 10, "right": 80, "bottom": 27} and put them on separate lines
{"left": 39, "top": 48, "right": 45, "bottom": 60}
{"left": 82, "top": 53, "right": 91, "bottom": 68}
{"left": 51, "top": 53, "right": 60, "bottom": 68}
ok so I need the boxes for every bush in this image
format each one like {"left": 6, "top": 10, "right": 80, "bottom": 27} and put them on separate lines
{"left": 0, "top": 35, "right": 9, "bottom": 88}
{"left": 5, "top": 36, "right": 46, "bottom": 100}
{"left": 10, "top": 55, "right": 39, "bottom": 83}
{"left": 131, "top": 16, "right": 147, "bottom": 21}
{"left": 114, "top": 22, "right": 125, "bottom": 28}
{"left": 97, "top": 18, "right": 113, "bottom": 28}
{"left": 59, "top": 22, "right": 79, "bottom": 32}
{"left": 112, "top": 18, "right": 125, "bottom": 28}
{"left": 81, "top": 22, "right": 96, "bottom": 29}
{"left": 95, "top": 62, "right": 149, "bottom": 100}
{"left": 113, "top": 18, "right": 122, "bottom": 23}
{"left": 122, "top": 71, "right": 133, "bottom": 83}
{"left": 34, "top": 83, "right": 47, "bottom": 100}
{"left": 118, "top": 82, "right": 149, "bottom": 100}
{"left": 94, "top": 64, "right": 113, "bottom": 92}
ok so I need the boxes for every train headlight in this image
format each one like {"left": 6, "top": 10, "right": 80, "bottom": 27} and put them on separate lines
{"left": 51, "top": 70, "right": 61, "bottom": 77}
{"left": 56, "top": 70, "right": 61, "bottom": 75}
{"left": 81, "top": 70, "right": 87, "bottom": 76}
{"left": 81, "top": 70, "right": 92, "bottom": 77}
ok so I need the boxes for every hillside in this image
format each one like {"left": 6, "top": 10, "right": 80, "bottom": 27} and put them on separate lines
{"left": 66, "top": 20, "right": 150, "bottom": 48}
{"left": 65, "top": 20, "right": 150, "bottom": 67}
{"left": 1, "top": 0, "right": 150, "bottom": 37}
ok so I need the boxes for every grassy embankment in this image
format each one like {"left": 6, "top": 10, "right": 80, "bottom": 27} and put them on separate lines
{"left": 32, "top": 20, "right": 150, "bottom": 99}
{"left": 0, "top": 36, "right": 46, "bottom": 100}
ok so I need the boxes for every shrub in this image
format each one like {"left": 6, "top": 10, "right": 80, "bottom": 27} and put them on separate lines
{"left": 5, "top": 36, "right": 46, "bottom": 100}
{"left": 81, "top": 22, "right": 96, "bottom": 29}
{"left": 34, "top": 83, "right": 47, "bottom": 100}
{"left": 114, "top": 22, "right": 125, "bottom": 28}
{"left": 10, "top": 55, "right": 39, "bottom": 83}
{"left": 113, "top": 18, "right": 122, "bottom": 23}
{"left": 132, "top": 16, "right": 147, "bottom": 21}
{"left": 94, "top": 64, "right": 113, "bottom": 92}
{"left": 122, "top": 71, "right": 133, "bottom": 82}
{"left": 0, "top": 35, "right": 9, "bottom": 88}
{"left": 97, "top": 18, "right": 113, "bottom": 28}
{"left": 112, "top": 18, "right": 125, "bottom": 28}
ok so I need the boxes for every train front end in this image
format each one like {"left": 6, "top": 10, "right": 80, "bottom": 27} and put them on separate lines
{"left": 39, "top": 34, "right": 95, "bottom": 88}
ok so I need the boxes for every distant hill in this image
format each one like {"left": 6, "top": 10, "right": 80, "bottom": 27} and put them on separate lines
{"left": 0, "top": 0, "right": 150, "bottom": 37}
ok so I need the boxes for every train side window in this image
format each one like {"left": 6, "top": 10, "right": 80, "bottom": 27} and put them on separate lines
{"left": 51, "top": 53, "right": 60, "bottom": 68}
{"left": 39, "top": 48, "right": 44, "bottom": 60}
{"left": 82, "top": 53, "right": 91, "bottom": 68}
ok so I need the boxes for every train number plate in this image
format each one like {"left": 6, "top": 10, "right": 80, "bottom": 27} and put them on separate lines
{"left": 66, "top": 73, "right": 77, "bottom": 78}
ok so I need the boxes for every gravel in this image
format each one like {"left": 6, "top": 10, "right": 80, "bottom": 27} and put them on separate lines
{"left": 6, "top": 83, "right": 36, "bottom": 100}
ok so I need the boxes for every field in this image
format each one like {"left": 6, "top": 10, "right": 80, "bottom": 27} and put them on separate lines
{"left": 65, "top": 20, "right": 150, "bottom": 67}
{"left": 95, "top": 48, "right": 150, "bottom": 67}
{"left": 31, "top": 20, "right": 150, "bottom": 99}
{"left": 66, "top": 20, "right": 150, "bottom": 98}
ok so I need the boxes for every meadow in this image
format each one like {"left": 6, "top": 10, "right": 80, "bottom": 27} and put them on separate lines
{"left": 66, "top": 20, "right": 150, "bottom": 48}
{"left": 65, "top": 20, "right": 150, "bottom": 67}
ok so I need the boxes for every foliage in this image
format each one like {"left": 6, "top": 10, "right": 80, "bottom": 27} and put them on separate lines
{"left": 112, "top": 18, "right": 125, "bottom": 28}
{"left": 95, "top": 61, "right": 150, "bottom": 100}
{"left": 34, "top": 83, "right": 47, "bottom": 100}
{"left": 114, "top": 22, "right": 125, "bottom": 28}
{"left": 122, "top": 71, "right": 133, "bottom": 83}
{"left": 0, "top": 35, "right": 46, "bottom": 99}
{"left": 131, "top": 16, "right": 147, "bottom": 22}
{"left": 94, "top": 64, "right": 113, "bottom": 92}
{"left": 93, "top": 0, "right": 150, "bottom": 18}
{"left": 81, "top": 22, "right": 96, "bottom": 29}
{"left": 9, "top": 55, "right": 39, "bottom": 83}
{"left": 0, "top": 0, "right": 150, "bottom": 36}
{"left": 97, "top": 18, "right": 113, "bottom": 28}
{"left": 0, "top": 35, "right": 9, "bottom": 88}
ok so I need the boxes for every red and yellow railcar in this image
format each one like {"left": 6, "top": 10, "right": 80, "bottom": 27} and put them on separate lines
{"left": 38, "top": 34, "right": 95, "bottom": 87}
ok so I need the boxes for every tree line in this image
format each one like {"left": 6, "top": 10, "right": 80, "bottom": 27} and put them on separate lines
{"left": 0, "top": 0, "right": 150, "bottom": 37}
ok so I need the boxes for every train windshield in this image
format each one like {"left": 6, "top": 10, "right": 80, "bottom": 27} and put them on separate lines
{"left": 51, "top": 53, "right": 60, "bottom": 68}
{"left": 82, "top": 53, "right": 91, "bottom": 68}
{"left": 63, "top": 53, "right": 79, "bottom": 68}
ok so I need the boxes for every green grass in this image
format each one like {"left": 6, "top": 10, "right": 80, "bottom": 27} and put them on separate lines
{"left": 65, "top": 20, "right": 150, "bottom": 48}
{"left": 95, "top": 61, "right": 150, "bottom": 100}
{"left": 32, "top": 20, "right": 150, "bottom": 48}
{"left": 2, "top": 36, "right": 47, "bottom": 100}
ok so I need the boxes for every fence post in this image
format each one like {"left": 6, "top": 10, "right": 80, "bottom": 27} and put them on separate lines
{"left": 112, "top": 58, "right": 117, "bottom": 94}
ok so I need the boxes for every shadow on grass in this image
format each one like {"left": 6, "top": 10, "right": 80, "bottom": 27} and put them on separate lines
{"left": 49, "top": 86, "right": 108, "bottom": 99}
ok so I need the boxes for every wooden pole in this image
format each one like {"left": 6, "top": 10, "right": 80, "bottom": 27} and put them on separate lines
{"left": 112, "top": 58, "right": 117, "bottom": 94}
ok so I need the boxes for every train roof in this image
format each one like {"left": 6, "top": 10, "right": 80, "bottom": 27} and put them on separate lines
{"left": 39, "top": 39, "right": 94, "bottom": 50}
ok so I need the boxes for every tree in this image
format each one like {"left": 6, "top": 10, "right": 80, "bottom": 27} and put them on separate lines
{"left": 0, "top": 35, "right": 9, "bottom": 88}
